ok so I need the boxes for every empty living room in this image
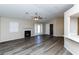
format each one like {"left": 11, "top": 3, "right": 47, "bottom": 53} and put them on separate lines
{"left": 0, "top": 4, "right": 79, "bottom": 56}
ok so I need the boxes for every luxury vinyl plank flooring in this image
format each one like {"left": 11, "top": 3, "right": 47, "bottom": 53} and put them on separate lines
{"left": 0, "top": 35, "right": 72, "bottom": 55}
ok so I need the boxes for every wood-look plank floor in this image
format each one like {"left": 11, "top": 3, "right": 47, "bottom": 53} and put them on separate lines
{"left": 0, "top": 35, "right": 72, "bottom": 55}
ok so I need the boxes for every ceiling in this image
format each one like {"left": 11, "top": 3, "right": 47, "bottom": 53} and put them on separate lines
{"left": 0, "top": 4, "right": 73, "bottom": 22}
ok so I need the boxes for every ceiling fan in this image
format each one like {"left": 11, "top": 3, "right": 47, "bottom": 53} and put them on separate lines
{"left": 25, "top": 12, "right": 47, "bottom": 20}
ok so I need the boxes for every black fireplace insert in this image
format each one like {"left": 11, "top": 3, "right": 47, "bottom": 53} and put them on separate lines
{"left": 25, "top": 31, "right": 31, "bottom": 38}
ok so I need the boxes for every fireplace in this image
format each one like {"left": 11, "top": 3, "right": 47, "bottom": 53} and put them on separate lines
{"left": 25, "top": 31, "right": 31, "bottom": 38}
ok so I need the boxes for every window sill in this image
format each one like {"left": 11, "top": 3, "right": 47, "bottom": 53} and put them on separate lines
{"left": 64, "top": 35, "right": 79, "bottom": 43}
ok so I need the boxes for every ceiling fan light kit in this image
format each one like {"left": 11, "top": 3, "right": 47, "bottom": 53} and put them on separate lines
{"left": 34, "top": 17, "right": 39, "bottom": 20}
{"left": 25, "top": 12, "right": 46, "bottom": 21}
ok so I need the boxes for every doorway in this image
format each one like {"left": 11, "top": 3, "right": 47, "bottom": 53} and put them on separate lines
{"left": 34, "top": 24, "right": 43, "bottom": 35}
{"left": 50, "top": 24, "right": 53, "bottom": 36}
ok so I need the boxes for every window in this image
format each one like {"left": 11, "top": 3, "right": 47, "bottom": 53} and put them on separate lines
{"left": 9, "top": 22, "right": 19, "bottom": 33}
{"left": 38, "top": 25, "right": 41, "bottom": 34}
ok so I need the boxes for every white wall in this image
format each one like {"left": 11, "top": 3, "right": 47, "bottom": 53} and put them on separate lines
{"left": 0, "top": 17, "right": 46, "bottom": 42}
{"left": 46, "top": 18, "right": 64, "bottom": 36}
{"left": 55, "top": 18, "right": 64, "bottom": 36}
{"left": 64, "top": 5, "right": 79, "bottom": 55}
{"left": 0, "top": 18, "right": 1, "bottom": 40}
{"left": 45, "top": 24, "right": 50, "bottom": 35}
{"left": 0, "top": 17, "right": 35, "bottom": 42}
{"left": 70, "top": 17, "right": 78, "bottom": 35}
{"left": 42, "top": 23, "right": 46, "bottom": 35}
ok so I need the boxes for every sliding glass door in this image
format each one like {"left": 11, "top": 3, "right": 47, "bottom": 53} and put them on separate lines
{"left": 34, "top": 24, "right": 43, "bottom": 35}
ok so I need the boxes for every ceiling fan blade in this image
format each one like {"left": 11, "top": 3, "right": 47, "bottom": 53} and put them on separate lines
{"left": 38, "top": 16, "right": 42, "bottom": 19}
{"left": 25, "top": 12, "right": 47, "bottom": 20}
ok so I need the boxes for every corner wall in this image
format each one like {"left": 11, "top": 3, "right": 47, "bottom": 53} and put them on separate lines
{"left": 64, "top": 5, "right": 79, "bottom": 55}
{"left": 70, "top": 17, "right": 78, "bottom": 35}
{"left": 46, "top": 18, "right": 64, "bottom": 37}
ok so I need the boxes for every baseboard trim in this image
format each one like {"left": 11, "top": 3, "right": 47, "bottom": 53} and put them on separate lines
{"left": 64, "top": 46, "right": 73, "bottom": 55}
{"left": 0, "top": 38, "right": 24, "bottom": 44}
{"left": 53, "top": 35, "right": 64, "bottom": 37}
{"left": 0, "top": 35, "right": 64, "bottom": 44}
